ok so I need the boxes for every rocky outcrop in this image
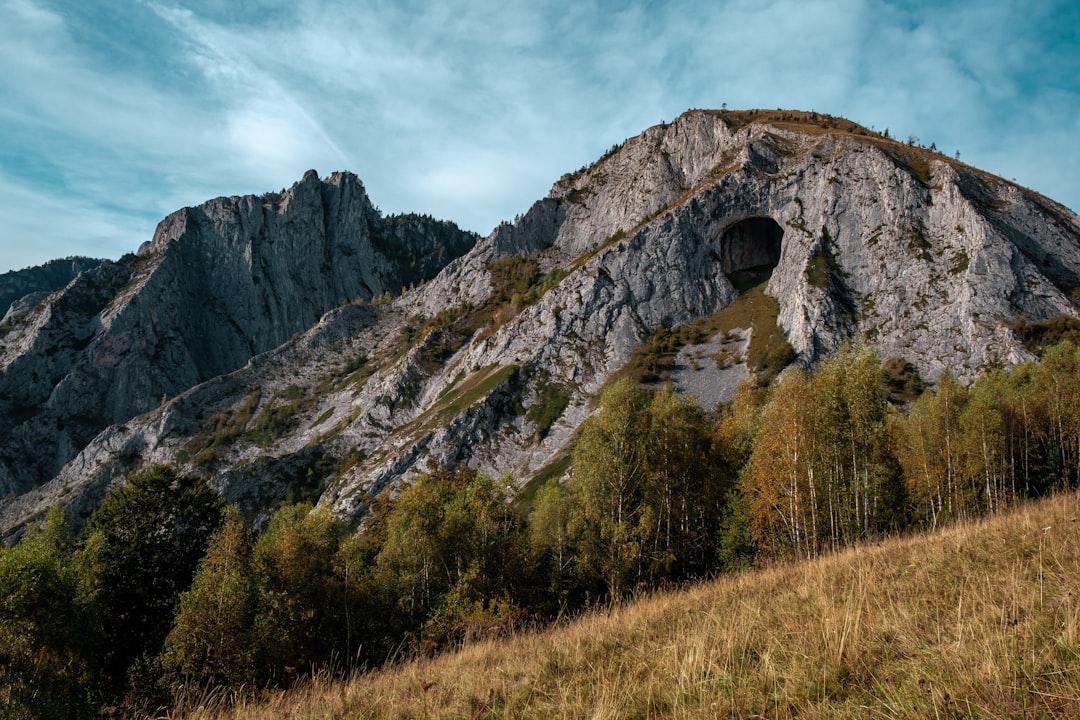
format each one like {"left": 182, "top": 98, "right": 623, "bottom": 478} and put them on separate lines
{"left": 3, "top": 109, "right": 1079, "bottom": 537}
{"left": 0, "top": 256, "right": 104, "bottom": 322}
{"left": 0, "top": 171, "right": 474, "bottom": 499}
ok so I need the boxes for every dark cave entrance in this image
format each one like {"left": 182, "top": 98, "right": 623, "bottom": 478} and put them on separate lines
{"left": 718, "top": 216, "right": 784, "bottom": 292}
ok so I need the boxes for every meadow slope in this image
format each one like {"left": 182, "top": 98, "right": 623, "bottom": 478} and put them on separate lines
{"left": 175, "top": 490, "right": 1080, "bottom": 719}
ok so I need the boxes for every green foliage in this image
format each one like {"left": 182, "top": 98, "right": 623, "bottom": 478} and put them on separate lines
{"left": 526, "top": 381, "right": 571, "bottom": 439}
{"left": 260, "top": 189, "right": 286, "bottom": 206}
{"left": 744, "top": 347, "right": 906, "bottom": 559}
{"left": 948, "top": 250, "right": 970, "bottom": 275}
{"left": 250, "top": 504, "right": 347, "bottom": 680}
{"left": 186, "top": 388, "right": 262, "bottom": 468}
{"left": 527, "top": 478, "right": 576, "bottom": 601}
{"left": 805, "top": 252, "right": 830, "bottom": 288}
{"left": 369, "top": 466, "right": 530, "bottom": 652}
{"left": 715, "top": 489, "right": 756, "bottom": 571}
{"left": 81, "top": 464, "right": 224, "bottom": 697}
{"left": 160, "top": 507, "right": 258, "bottom": 698}
{"left": 1011, "top": 314, "right": 1080, "bottom": 356}
{"left": 0, "top": 507, "right": 103, "bottom": 720}
{"left": 568, "top": 381, "right": 734, "bottom": 598}
{"left": 883, "top": 356, "right": 925, "bottom": 401}
{"left": 759, "top": 341, "right": 797, "bottom": 379}
{"left": 486, "top": 256, "right": 539, "bottom": 305}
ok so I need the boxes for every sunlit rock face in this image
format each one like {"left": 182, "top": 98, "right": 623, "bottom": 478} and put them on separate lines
{"left": 2, "top": 109, "right": 1078, "bottom": 536}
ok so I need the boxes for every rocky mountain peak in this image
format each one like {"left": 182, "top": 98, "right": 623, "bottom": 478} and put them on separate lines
{"left": 0, "top": 171, "right": 474, "bottom": 503}
{"left": 2, "top": 109, "right": 1078, "bottom": 538}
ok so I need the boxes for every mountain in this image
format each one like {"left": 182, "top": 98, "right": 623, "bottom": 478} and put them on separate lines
{"left": 0, "top": 256, "right": 105, "bottom": 320}
{"left": 0, "top": 171, "right": 474, "bottom": 515}
{"left": 2, "top": 109, "right": 1079, "bottom": 536}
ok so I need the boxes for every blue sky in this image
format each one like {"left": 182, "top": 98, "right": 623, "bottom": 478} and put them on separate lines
{"left": 1, "top": 0, "right": 1077, "bottom": 273}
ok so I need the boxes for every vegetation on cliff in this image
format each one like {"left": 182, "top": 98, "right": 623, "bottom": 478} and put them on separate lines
{"left": 5, "top": 338, "right": 1080, "bottom": 717}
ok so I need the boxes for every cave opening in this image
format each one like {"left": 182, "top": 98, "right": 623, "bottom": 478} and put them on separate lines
{"left": 719, "top": 216, "right": 783, "bottom": 292}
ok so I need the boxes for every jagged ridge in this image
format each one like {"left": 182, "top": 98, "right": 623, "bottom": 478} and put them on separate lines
{"left": 2, "top": 109, "right": 1079, "bottom": 535}
{"left": 0, "top": 170, "right": 475, "bottom": 506}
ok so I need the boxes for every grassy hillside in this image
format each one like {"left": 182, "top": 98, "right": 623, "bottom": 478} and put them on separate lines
{"left": 174, "top": 490, "right": 1080, "bottom": 719}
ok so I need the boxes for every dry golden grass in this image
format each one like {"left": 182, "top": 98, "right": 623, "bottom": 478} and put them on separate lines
{"left": 176, "top": 491, "right": 1080, "bottom": 719}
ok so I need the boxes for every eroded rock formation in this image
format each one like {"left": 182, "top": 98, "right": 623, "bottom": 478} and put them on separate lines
{"left": 2, "top": 109, "right": 1078, "bottom": 536}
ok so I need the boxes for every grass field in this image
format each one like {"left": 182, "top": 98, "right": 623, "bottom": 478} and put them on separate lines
{"left": 170, "top": 489, "right": 1080, "bottom": 719}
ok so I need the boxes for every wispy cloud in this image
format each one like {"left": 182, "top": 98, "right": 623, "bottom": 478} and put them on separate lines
{"left": 0, "top": 0, "right": 1077, "bottom": 273}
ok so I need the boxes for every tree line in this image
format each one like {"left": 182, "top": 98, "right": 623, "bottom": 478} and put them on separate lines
{"left": 5, "top": 340, "right": 1080, "bottom": 718}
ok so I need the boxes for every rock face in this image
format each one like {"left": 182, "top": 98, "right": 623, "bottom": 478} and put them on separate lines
{"left": 2, "top": 109, "right": 1079, "bottom": 536}
{"left": 0, "top": 256, "right": 104, "bottom": 322}
{"left": 0, "top": 170, "right": 474, "bottom": 500}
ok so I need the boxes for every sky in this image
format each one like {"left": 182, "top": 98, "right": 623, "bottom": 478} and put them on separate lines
{"left": 1, "top": 0, "right": 1077, "bottom": 273}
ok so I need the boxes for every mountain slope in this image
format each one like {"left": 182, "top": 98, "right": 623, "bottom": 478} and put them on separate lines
{"left": 0, "top": 170, "right": 474, "bottom": 503}
{"left": 2, "top": 108, "right": 1079, "bottom": 534}
{"left": 0, "top": 256, "right": 104, "bottom": 321}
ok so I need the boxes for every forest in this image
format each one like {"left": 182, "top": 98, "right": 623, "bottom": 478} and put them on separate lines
{"left": 4, "top": 339, "right": 1080, "bottom": 719}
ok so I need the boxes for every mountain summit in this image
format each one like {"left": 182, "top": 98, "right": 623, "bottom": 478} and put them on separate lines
{"left": 2, "top": 109, "right": 1078, "bottom": 535}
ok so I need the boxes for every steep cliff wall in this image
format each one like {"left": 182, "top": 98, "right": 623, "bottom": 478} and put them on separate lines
{"left": 0, "top": 171, "right": 474, "bottom": 498}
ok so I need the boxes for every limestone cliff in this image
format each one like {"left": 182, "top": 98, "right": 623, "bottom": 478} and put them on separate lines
{"left": 2, "top": 109, "right": 1078, "bottom": 535}
{"left": 0, "top": 171, "right": 474, "bottom": 500}
{"left": 0, "top": 256, "right": 104, "bottom": 324}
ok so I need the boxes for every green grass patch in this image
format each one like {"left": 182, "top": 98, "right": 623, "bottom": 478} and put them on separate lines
{"left": 516, "top": 453, "right": 574, "bottom": 514}
{"left": 394, "top": 364, "right": 520, "bottom": 442}
{"left": 526, "top": 382, "right": 571, "bottom": 440}
{"left": 806, "top": 253, "right": 830, "bottom": 288}
{"left": 616, "top": 272, "right": 795, "bottom": 387}
{"left": 948, "top": 250, "right": 970, "bottom": 275}
{"left": 184, "top": 387, "right": 262, "bottom": 469}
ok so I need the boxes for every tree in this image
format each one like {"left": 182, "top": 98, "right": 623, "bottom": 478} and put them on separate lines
{"left": 250, "top": 504, "right": 345, "bottom": 682}
{"left": 743, "top": 369, "right": 817, "bottom": 558}
{"left": 1030, "top": 341, "right": 1080, "bottom": 489}
{"left": 0, "top": 507, "right": 103, "bottom": 720}
{"left": 159, "top": 506, "right": 258, "bottom": 700}
{"left": 714, "top": 378, "right": 764, "bottom": 473}
{"left": 958, "top": 370, "right": 1011, "bottom": 515}
{"left": 744, "top": 348, "right": 904, "bottom": 558}
{"left": 527, "top": 477, "right": 580, "bottom": 611}
{"left": 893, "top": 373, "right": 968, "bottom": 526}
{"left": 643, "top": 384, "right": 728, "bottom": 579}
{"left": 814, "top": 346, "right": 905, "bottom": 545}
{"left": 569, "top": 380, "right": 735, "bottom": 595}
{"left": 570, "top": 379, "right": 653, "bottom": 599}
{"left": 80, "top": 464, "right": 224, "bottom": 700}
{"left": 370, "top": 466, "right": 527, "bottom": 651}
